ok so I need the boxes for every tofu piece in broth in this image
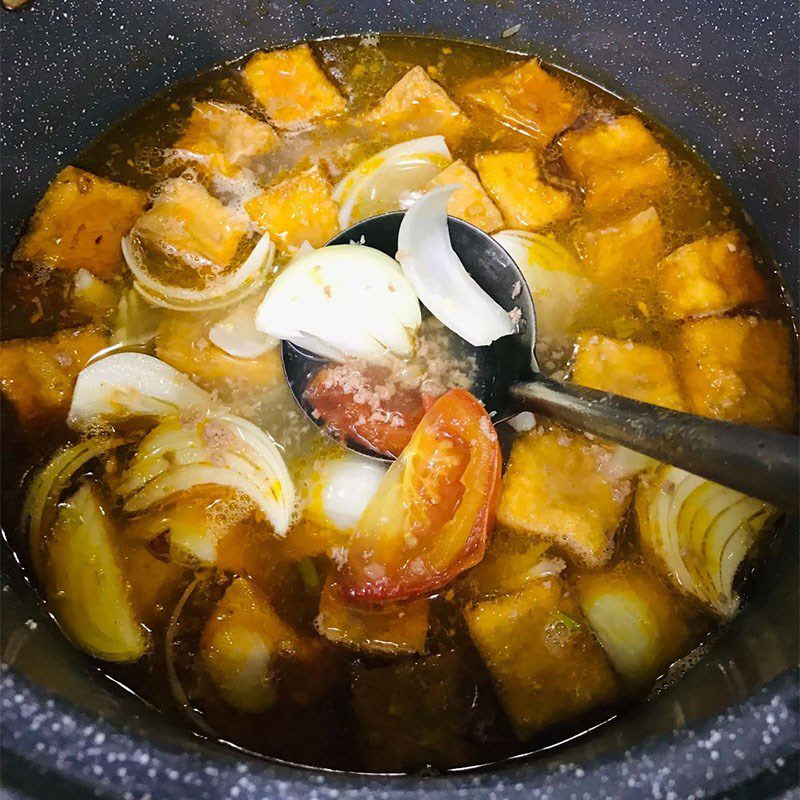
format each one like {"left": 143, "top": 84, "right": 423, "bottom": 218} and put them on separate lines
{"left": 571, "top": 332, "right": 687, "bottom": 412}
{"left": 173, "top": 101, "right": 279, "bottom": 177}
{"left": 475, "top": 150, "right": 574, "bottom": 230}
{"left": 0, "top": 326, "right": 107, "bottom": 425}
{"left": 463, "top": 58, "right": 582, "bottom": 146}
{"left": 425, "top": 159, "right": 504, "bottom": 232}
{"left": 243, "top": 44, "right": 346, "bottom": 129}
{"left": 497, "top": 424, "right": 632, "bottom": 568}
{"left": 561, "top": 116, "right": 671, "bottom": 216}
{"left": 13, "top": 166, "right": 147, "bottom": 278}
{"left": 134, "top": 178, "right": 249, "bottom": 269}
{"left": 464, "top": 576, "right": 619, "bottom": 738}
{"left": 245, "top": 165, "right": 340, "bottom": 251}
{"left": 575, "top": 207, "right": 664, "bottom": 290}
{"left": 364, "top": 65, "right": 471, "bottom": 143}
{"left": 659, "top": 230, "right": 767, "bottom": 320}
{"left": 673, "top": 316, "right": 797, "bottom": 430}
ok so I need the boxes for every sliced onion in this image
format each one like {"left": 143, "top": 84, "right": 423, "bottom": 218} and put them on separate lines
{"left": 112, "top": 288, "right": 161, "bottom": 347}
{"left": 304, "top": 453, "right": 387, "bottom": 531}
{"left": 397, "top": 187, "right": 515, "bottom": 347}
{"left": 255, "top": 244, "right": 421, "bottom": 364}
{"left": 493, "top": 229, "right": 592, "bottom": 350}
{"left": 208, "top": 298, "right": 278, "bottom": 359}
{"left": 45, "top": 483, "right": 149, "bottom": 662}
{"left": 118, "top": 413, "right": 295, "bottom": 536}
{"left": 21, "top": 436, "right": 127, "bottom": 579}
{"left": 333, "top": 136, "right": 452, "bottom": 228}
{"left": 122, "top": 229, "right": 275, "bottom": 312}
{"left": 68, "top": 353, "right": 212, "bottom": 430}
{"left": 636, "top": 465, "right": 778, "bottom": 617}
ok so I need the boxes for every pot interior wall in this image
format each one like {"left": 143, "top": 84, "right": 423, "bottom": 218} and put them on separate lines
{"left": 1, "top": 0, "right": 797, "bottom": 789}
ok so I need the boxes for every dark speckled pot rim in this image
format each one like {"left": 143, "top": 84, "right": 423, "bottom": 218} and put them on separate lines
{"left": 2, "top": 665, "right": 798, "bottom": 799}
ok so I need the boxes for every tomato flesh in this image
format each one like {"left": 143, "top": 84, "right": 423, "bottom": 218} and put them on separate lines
{"left": 338, "top": 389, "right": 501, "bottom": 603}
{"left": 305, "top": 363, "right": 432, "bottom": 457}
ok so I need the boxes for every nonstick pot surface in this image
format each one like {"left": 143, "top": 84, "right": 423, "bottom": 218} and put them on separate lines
{"left": 1, "top": 1, "right": 798, "bottom": 798}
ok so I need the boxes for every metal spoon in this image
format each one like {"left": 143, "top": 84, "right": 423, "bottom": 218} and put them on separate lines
{"left": 282, "top": 212, "right": 798, "bottom": 510}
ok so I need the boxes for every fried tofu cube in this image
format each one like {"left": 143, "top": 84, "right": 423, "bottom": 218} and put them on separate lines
{"left": 461, "top": 533, "right": 560, "bottom": 600}
{"left": 316, "top": 579, "right": 429, "bottom": 656}
{"left": 673, "top": 316, "right": 797, "bottom": 430}
{"left": 156, "top": 316, "right": 283, "bottom": 390}
{"left": 475, "top": 151, "right": 574, "bottom": 230}
{"left": 243, "top": 44, "right": 346, "bottom": 129}
{"left": 134, "top": 178, "right": 248, "bottom": 268}
{"left": 0, "top": 326, "right": 106, "bottom": 425}
{"left": 245, "top": 165, "right": 340, "bottom": 250}
{"left": 571, "top": 332, "right": 687, "bottom": 411}
{"left": 561, "top": 116, "right": 671, "bottom": 215}
{"left": 364, "top": 66, "right": 470, "bottom": 142}
{"left": 351, "top": 651, "right": 473, "bottom": 770}
{"left": 659, "top": 230, "right": 767, "bottom": 320}
{"left": 200, "top": 577, "right": 314, "bottom": 713}
{"left": 497, "top": 425, "right": 631, "bottom": 567}
{"left": 576, "top": 562, "right": 691, "bottom": 686}
{"left": 463, "top": 59, "right": 581, "bottom": 146}
{"left": 173, "top": 101, "right": 279, "bottom": 176}
{"left": 425, "top": 159, "right": 504, "bottom": 232}
{"left": 13, "top": 166, "right": 147, "bottom": 278}
{"left": 464, "top": 577, "right": 619, "bottom": 738}
{"left": 576, "top": 207, "right": 664, "bottom": 288}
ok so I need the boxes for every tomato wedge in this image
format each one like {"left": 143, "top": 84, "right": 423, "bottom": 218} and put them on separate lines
{"left": 306, "top": 363, "right": 433, "bottom": 457}
{"left": 338, "top": 388, "right": 501, "bottom": 603}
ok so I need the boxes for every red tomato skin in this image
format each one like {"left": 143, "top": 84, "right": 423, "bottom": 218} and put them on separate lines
{"left": 339, "top": 389, "right": 502, "bottom": 604}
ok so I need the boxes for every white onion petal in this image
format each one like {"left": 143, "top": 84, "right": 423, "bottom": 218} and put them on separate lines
{"left": 397, "top": 187, "right": 515, "bottom": 347}
{"left": 209, "top": 299, "right": 278, "bottom": 359}
{"left": 333, "top": 136, "right": 451, "bottom": 228}
{"left": 636, "top": 465, "right": 778, "bottom": 617}
{"left": 118, "top": 413, "right": 295, "bottom": 536}
{"left": 68, "top": 353, "right": 212, "bottom": 430}
{"left": 122, "top": 229, "right": 276, "bottom": 312}
{"left": 493, "top": 229, "right": 592, "bottom": 350}
{"left": 255, "top": 244, "right": 421, "bottom": 364}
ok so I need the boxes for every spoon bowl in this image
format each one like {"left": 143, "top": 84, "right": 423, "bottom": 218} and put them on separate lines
{"left": 281, "top": 211, "right": 536, "bottom": 459}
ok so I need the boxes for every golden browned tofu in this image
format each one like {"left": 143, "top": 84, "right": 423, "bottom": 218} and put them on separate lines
{"left": 461, "top": 533, "right": 558, "bottom": 599}
{"left": 135, "top": 178, "right": 248, "bottom": 268}
{"left": 283, "top": 518, "right": 348, "bottom": 560}
{"left": 577, "top": 562, "right": 691, "bottom": 686}
{"left": 425, "top": 159, "right": 504, "bottom": 232}
{"left": 201, "top": 577, "right": 313, "bottom": 713}
{"left": 659, "top": 230, "right": 767, "bottom": 320}
{"left": 571, "top": 332, "right": 687, "bottom": 411}
{"left": 475, "top": 151, "right": 574, "bottom": 230}
{"left": 243, "top": 44, "right": 346, "bottom": 129}
{"left": 364, "top": 66, "right": 470, "bottom": 142}
{"left": 245, "top": 165, "right": 340, "bottom": 250}
{"left": 673, "top": 316, "right": 797, "bottom": 430}
{"left": 156, "top": 316, "right": 283, "bottom": 389}
{"left": 13, "top": 166, "right": 147, "bottom": 278}
{"left": 0, "top": 326, "right": 106, "bottom": 425}
{"left": 173, "top": 100, "right": 279, "bottom": 176}
{"left": 463, "top": 58, "right": 581, "bottom": 146}
{"left": 575, "top": 207, "right": 664, "bottom": 288}
{"left": 561, "top": 116, "right": 671, "bottom": 216}
{"left": 464, "top": 577, "right": 619, "bottom": 738}
{"left": 316, "top": 579, "right": 429, "bottom": 655}
{"left": 497, "top": 424, "right": 631, "bottom": 567}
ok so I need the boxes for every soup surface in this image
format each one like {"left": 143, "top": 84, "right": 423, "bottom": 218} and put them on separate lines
{"left": 2, "top": 34, "right": 797, "bottom": 773}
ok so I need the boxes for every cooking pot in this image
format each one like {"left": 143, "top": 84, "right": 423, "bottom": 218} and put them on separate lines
{"left": 1, "top": 1, "right": 798, "bottom": 798}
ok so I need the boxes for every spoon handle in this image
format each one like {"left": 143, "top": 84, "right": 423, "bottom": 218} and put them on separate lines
{"left": 508, "top": 376, "right": 798, "bottom": 510}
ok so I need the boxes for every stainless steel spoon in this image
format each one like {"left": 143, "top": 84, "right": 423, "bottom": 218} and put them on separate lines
{"left": 282, "top": 212, "right": 798, "bottom": 510}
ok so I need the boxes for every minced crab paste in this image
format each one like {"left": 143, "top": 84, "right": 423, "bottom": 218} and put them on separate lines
{"left": 1, "top": 35, "right": 796, "bottom": 773}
